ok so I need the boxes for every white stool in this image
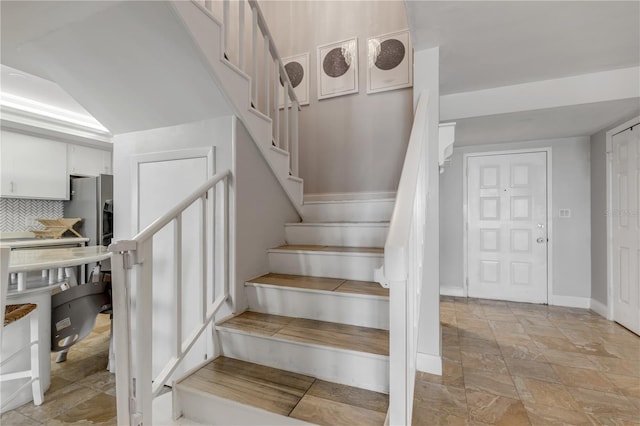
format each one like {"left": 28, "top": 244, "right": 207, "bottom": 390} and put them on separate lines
{"left": 0, "top": 247, "right": 43, "bottom": 412}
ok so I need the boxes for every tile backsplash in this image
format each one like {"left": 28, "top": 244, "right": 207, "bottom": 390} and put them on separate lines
{"left": 0, "top": 198, "right": 64, "bottom": 232}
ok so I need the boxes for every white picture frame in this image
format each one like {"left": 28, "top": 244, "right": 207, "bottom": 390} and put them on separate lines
{"left": 279, "top": 52, "right": 309, "bottom": 108}
{"left": 367, "top": 30, "right": 412, "bottom": 94}
{"left": 317, "top": 37, "right": 359, "bottom": 100}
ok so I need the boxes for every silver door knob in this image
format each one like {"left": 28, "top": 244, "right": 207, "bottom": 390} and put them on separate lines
{"left": 536, "top": 237, "right": 546, "bottom": 243}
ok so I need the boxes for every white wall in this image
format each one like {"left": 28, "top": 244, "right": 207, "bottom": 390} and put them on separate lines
{"left": 233, "top": 117, "right": 300, "bottom": 312}
{"left": 260, "top": 1, "right": 412, "bottom": 195}
{"left": 440, "top": 137, "right": 592, "bottom": 303}
{"left": 113, "top": 117, "right": 233, "bottom": 241}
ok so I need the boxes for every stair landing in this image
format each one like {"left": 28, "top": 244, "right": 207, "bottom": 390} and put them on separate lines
{"left": 176, "top": 357, "right": 388, "bottom": 425}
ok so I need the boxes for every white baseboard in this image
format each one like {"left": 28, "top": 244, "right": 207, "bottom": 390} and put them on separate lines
{"left": 304, "top": 191, "right": 396, "bottom": 202}
{"left": 416, "top": 352, "right": 442, "bottom": 375}
{"left": 549, "top": 295, "right": 590, "bottom": 309}
{"left": 440, "top": 286, "right": 464, "bottom": 297}
{"left": 589, "top": 298, "right": 609, "bottom": 318}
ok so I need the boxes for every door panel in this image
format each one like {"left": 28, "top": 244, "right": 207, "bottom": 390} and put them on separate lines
{"left": 612, "top": 126, "right": 640, "bottom": 334}
{"left": 467, "top": 152, "right": 548, "bottom": 303}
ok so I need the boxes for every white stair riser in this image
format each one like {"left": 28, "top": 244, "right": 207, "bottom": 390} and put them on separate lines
{"left": 301, "top": 200, "right": 394, "bottom": 222}
{"left": 217, "top": 329, "right": 389, "bottom": 393}
{"left": 246, "top": 284, "right": 389, "bottom": 330}
{"left": 285, "top": 223, "right": 388, "bottom": 247}
{"left": 268, "top": 251, "right": 382, "bottom": 281}
{"left": 174, "top": 386, "right": 312, "bottom": 425}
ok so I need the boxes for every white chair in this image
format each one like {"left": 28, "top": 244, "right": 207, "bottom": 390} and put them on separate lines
{"left": 0, "top": 247, "right": 43, "bottom": 412}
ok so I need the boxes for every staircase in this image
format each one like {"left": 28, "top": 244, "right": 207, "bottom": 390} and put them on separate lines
{"left": 173, "top": 200, "right": 393, "bottom": 424}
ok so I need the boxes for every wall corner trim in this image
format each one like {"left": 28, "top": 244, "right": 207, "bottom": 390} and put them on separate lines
{"left": 589, "top": 298, "right": 609, "bottom": 319}
{"left": 416, "top": 352, "right": 442, "bottom": 375}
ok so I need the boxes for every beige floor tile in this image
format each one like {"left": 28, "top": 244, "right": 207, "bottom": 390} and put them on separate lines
{"left": 412, "top": 403, "right": 470, "bottom": 425}
{"left": 553, "top": 364, "right": 618, "bottom": 393}
{"left": 466, "top": 390, "right": 531, "bottom": 425}
{"left": 489, "top": 320, "right": 526, "bottom": 335}
{"left": 498, "top": 342, "right": 547, "bottom": 362}
{"left": 463, "top": 368, "right": 519, "bottom": 399}
{"left": 0, "top": 410, "right": 42, "bottom": 426}
{"left": 461, "top": 351, "right": 509, "bottom": 374}
{"left": 503, "top": 357, "right": 561, "bottom": 383}
{"left": 16, "top": 384, "right": 100, "bottom": 423}
{"left": 513, "top": 376, "right": 580, "bottom": 410}
{"left": 418, "top": 360, "right": 465, "bottom": 388}
{"left": 567, "top": 386, "right": 640, "bottom": 424}
{"left": 50, "top": 393, "right": 116, "bottom": 424}
{"left": 523, "top": 402, "right": 592, "bottom": 426}
{"left": 604, "top": 372, "right": 640, "bottom": 399}
{"left": 459, "top": 336, "right": 502, "bottom": 355}
{"left": 587, "top": 355, "right": 640, "bottom": 377}
{"left": 540, "top": 348, "right": 598, "bottom": 370}
{"left": 413, "top": 381, "right": 468, "bottom": 419}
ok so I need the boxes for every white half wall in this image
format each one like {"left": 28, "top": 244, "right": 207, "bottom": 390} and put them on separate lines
{"left": 414, "top": 47, "right": 441, "bottom": 372}
{"left": 233, "top": 118, "right": 300, "bottom": 312}
{"left": 440, "top": 137, "right": 592, "bottom": 301}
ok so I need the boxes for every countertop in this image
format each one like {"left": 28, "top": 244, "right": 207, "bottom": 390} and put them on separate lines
{"left": 0, "top": 236, "right": 89, "bottom": 249}
{"left": 8, "top": 245, "right": 111, "bottom": 273}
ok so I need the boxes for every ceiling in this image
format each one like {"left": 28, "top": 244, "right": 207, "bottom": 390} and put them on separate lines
{"left": 405, "top": 1, "right": 640, "bottom": 145}
{"left": 1, "top": 1, "right": 638, "bottom": 145}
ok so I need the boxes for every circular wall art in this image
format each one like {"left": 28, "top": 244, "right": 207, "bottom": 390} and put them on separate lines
{"left": 279, "top": 53, "right": 309, "bottom": 108}
{"left": 322, "top": 47, "right": 351, "bottom": 78}
{"left": 375, "top": 39, "right": 405, "bottom": 71}
{"left": 284, "top": 61, "right": 304, "bottom": 88}
{"left": 367, "top": 30, "right": 412, "bottom": 94}
{"left": 317, "top": 38, "right": 359, "bottom": 100}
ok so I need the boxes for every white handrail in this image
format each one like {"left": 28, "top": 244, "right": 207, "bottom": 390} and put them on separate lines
{"left": 110, "top": 169, "right": 231, "bottom": 426}
{"left": 378, "top": 90, "right": 429, "bottom": 426}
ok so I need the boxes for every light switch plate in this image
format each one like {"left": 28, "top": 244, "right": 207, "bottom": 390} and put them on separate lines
{"left": 559, "top": 209, "right": 571, "bottom": 218}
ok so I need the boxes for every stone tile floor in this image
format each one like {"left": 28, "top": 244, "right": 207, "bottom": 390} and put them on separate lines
{"left": 3, "top": 298, "right": 639, "bottom": 425}
{"left": 413, "top": 296, "right": 640, "bottom": 425}
{"left": 1, "top": 313, "right": 116, "bottom": 425}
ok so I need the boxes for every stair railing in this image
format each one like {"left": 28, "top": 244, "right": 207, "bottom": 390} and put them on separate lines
{"left": 109, "top": 169, "right": 231, "bottom": 426}
{"left": 203, "top": 0, "right": 301, "bottom": 176}
{"left": 375, "top": 91, "right": 430, "bottom": 425}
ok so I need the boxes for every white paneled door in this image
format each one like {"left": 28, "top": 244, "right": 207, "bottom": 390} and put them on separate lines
{"left": 612, "top": 126, "right": 640, "bottom": 335}
{"left": 467, "top": 152, "right": 548, "bottom": 303}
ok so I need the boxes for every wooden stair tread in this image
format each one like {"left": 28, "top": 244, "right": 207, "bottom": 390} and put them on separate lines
{"left": 271, "top": 244, "right": 384, "bottom": 254}
{"left": 178, "top": 357, "right": 388, "bottom": 424}
{"left": 217, "top": 312, "right": 389, "bottom": 356}
{"left": 247, "top": 273, "right": 389, "bottom": 297}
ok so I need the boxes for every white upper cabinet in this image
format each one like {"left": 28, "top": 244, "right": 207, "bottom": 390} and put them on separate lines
{"left": 0, "top": 130, "right": 69, "bottom": 200}
{"left": 68, "top": 144, "right": 112, "bottom": 176}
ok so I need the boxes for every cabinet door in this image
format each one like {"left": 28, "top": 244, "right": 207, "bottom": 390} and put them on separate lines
{"left": 68, "top": 144, "right": 112, "bottom": 176}
{"left": 0, "top": 130, "right": 69, "bottom": 199}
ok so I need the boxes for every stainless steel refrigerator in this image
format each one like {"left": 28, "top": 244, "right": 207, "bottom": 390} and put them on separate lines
{"left": 64, "top": 174, "right": 113, "bottom": 271}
